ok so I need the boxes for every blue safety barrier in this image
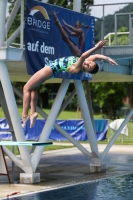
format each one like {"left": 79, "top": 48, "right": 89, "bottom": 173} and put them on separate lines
{"left": 0, "top": 119, "right": 108, "bottom": 141}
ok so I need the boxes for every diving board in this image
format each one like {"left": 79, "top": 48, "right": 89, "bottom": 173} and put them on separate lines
{"left": 0, "top": 141, "right": 52, "bottom": 183}
{"left": 0, "top": 141, "right": 53, "bottom": 146}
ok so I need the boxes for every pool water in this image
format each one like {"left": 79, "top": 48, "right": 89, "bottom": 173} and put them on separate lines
{"left": 5, "top": 174, "right": 133, "bottom": 200}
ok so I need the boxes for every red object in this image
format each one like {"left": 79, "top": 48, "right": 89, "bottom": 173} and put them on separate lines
{"left": 7, "top": 191, "right": 20, "bottom": 197}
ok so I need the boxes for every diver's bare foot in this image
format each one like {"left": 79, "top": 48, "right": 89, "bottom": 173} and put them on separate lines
{"left": 22, "top": 115, "right": 29, "bottom": 128}
{"left": 30, "top": 112, "right": 38, "bottom": 128}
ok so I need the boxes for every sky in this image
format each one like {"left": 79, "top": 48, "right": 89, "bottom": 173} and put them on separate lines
{"left": 91, "top": 0, "right": 133, "bottom": 18}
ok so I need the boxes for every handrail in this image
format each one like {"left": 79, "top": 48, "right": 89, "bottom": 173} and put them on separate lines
{"left": 104, "top": 32, "right": 130, "bottom": 46}
{"left": 88, "top": 2, "right": 133, "bottom": 7}
{"left": 88, "top": 2, "right": 133, "bottom": 44}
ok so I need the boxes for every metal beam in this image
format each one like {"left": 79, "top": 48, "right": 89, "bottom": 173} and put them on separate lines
{"left": 32, "top": 79, "right": 71, "bottom": 171}
{"left": 101, "top": 108, "right": 133, "bottom": 161}
{"left": 74, "top": 80, "right": 100, "bottom": 163}
{"left": 5, "top": 0, "right": 21, "bottom": 35}
{"left": 0, "top": 0, "right": 7, "bottom": 47}
{"left": 13, "top": 85, "right": 93, "bottom": 160}
{"left": 73, "top": 0, "right": 81, "bottom": 12}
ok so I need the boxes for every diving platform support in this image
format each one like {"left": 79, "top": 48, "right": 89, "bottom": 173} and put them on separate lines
{"left": 0, "top": 0, "right": 34, "bottom": 180}
{"left": 1, "top": 0, "right": 133, "bottom": 183}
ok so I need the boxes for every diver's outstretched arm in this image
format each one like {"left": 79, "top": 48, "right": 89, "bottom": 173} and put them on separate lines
{"left": 75, "top": 40, "right": 107, "bottom": 70}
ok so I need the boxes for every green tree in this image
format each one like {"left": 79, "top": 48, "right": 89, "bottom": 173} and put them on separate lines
{"left": 124, "top": 83, "right": 133, "bottom": 110}
{"left": 90, "top": 82, "right": 127, "bottom": 119}
{"left": 7, "top": 0, "right": 42, "bottom": 43}
{"left": 116, "top": 27, "right": 129, "bottom": 45}
{"left": 105, "top": 26, "right": 130, "bottom": 46}
{"left": 47, "top": 0, "right": 93, "bottom": 13}
{"left": 95, "top": 3, "right": 133, "bottom": 42}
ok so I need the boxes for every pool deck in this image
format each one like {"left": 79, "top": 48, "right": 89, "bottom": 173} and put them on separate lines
{"left": 0, "top": 143, "right": 133, "bottom": 199}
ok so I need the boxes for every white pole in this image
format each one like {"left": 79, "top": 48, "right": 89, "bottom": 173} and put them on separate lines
{"left": 73, "top": 0, "right": 100, "bottom": 163}
{"left": 109, "top": 33, "right": 111, "bottom": 46}
{"left": 6, "top": 0, "right": 21, "bottom": 34}
{"left": 0, "top": 0, "right": 33, "bottom": 173}
{"left": 5, "top": 25, "right": 21, "bottom": 47}
{"left": 20, "top": 0, "right": 24, "bottom": 48}
{"left": 74, "top": 80, "right": 100, "bottom": 160}
{"left": 42, "top": 0, "right": 48, "bottom": 2}
{"left": 101, "top": 108, "right": 133, "bottom": 161}
{"left": 85, "top": 81, "right": 96, "bottom": 132}
{"left": 3, "top": 146, "right": 23, "bottom": 169}
{"left": 0, "top": 61, "right": 33, "bottom": 172}
{"left": 73, "top": 0, "right": 81, "bottom": 12}
{"left": 13, "top": 85, "right": 92, "bottom": 159}
{"left": 32, "top": 79, "right": 70, "bottom": 171}
{"left": 58, "top": 89, "right": 76, "bottom": 116}
{"left": 0, "top": 0, "right": 7, "bottom": 47}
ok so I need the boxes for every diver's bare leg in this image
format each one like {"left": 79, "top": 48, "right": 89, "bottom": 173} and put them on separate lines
{"left": 22, "top": 66, "right": 53, "bottom": 127}
{"left": 30, "top": 90, "right": 38, "bottom": 128}
{"left": 53, "top": 13, "right": 81, "bottom": 56}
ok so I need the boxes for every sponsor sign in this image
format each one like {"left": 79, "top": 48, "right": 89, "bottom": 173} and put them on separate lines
{"left": 0, "top": 119, "right": 108, "bottom": 141}
{"left": 25, "top": 0, "right": 95, "bottom": 80}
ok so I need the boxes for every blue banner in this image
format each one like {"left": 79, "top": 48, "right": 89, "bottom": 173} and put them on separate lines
{"left": 25, "top": 0, "right": 95, "bottom": 80}
{"left": 0, "top": 119, "right": 108, "bottom": 141}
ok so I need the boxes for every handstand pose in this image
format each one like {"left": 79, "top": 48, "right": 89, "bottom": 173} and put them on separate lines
{"left": 54, "top": 13, "right": 81, "bottom": 56}
{"left": 53, "top": 13, "right": 90, "bottom": 56}
{"left": 22, "top": 40, "right": 118, "bottom": 128}
{"left": 62, "top": 20, "right": 90, "bottom": 54}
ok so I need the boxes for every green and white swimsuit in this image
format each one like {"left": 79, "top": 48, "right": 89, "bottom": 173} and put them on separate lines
{"left": 46, "top": 56, "right": 79, "bottom": 77}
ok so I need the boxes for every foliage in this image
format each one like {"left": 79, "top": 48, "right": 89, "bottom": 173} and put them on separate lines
{"left": 90, "top": 82, "right": 127, "bottom": 119}
{"left": 7, "top": 0, "right": 42, "bottom": 43}
{"left": 123, "top": 83, "right": 133, "bottom": 109}
{"left": 118, "top": 27, "right": 128, "bottom": 32}
{"left": 7, "top": 0, "right": 21, "bottom": 43}
{"left": 0, "top": 107, "right": 79, "bottom": 119}
{"left": 105, "top": 26, "right": 130, "bottom": 46}
{"left": 95, "top": 3, "right": 133, "bottom": 41}
{"left": 47, "top": 0, "right": 94, "bottom": 13}
{"left": 116, "top": 27, "right": 129, "bottom": 45}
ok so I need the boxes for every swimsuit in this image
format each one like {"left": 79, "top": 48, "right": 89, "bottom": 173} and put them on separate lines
{"left": 45, "top": 56, "right": 79, "bottom": 77}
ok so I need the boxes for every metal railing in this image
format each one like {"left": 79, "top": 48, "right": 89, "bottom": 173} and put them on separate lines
{"left": 114, "top": 12, "right": 133, "bottom": 45}
{"left": 5, "top": 0, "right": 24, "bottom": 48}
{"left": 104, "top": 32, "right": 130, "bottom": 46}
{"left": 88, "top": 2, "right": 133, "bottom": 44}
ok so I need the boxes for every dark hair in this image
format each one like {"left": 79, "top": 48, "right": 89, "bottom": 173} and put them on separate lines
{"left": 75, "top": 20, "right": 90, "bottom": 28}
{"left": 89, "top": 63, "right": 99, "bottom": 74}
